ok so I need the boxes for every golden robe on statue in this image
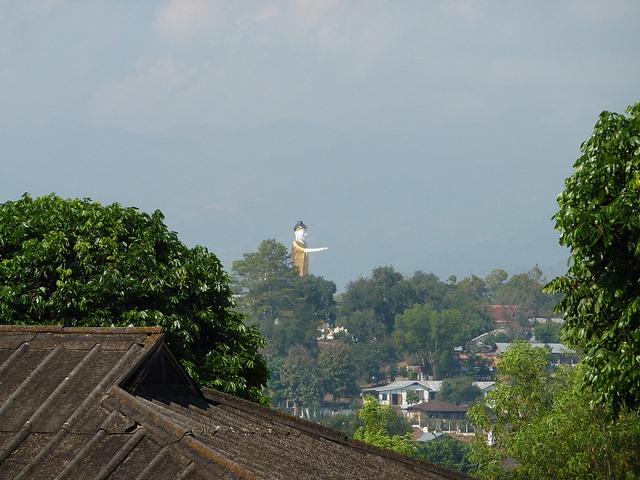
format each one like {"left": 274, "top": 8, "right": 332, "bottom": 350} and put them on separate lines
{"left": 292, "top": 240, "right": 309, "bottom": 276}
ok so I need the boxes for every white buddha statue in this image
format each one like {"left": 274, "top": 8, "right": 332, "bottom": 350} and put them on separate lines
{"left": 291, "top": 221, "right": 327, "bottom": 276}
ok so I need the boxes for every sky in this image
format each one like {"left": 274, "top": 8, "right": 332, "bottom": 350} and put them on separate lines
{"left": 2, "top": 0, "right": 640, "bottom": 291}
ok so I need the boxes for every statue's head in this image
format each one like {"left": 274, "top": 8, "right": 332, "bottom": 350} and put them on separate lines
{"left": 294, "top": 220, "right": 307, "bottom": 242}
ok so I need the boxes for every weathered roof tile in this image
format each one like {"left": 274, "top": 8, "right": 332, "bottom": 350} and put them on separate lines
{"left": 0, "top": 326, "right": 473, "bottom": 479}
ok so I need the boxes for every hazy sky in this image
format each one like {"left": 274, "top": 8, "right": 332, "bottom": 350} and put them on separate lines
{"left": 2, "top": 1, "right": 640, "bottom": 290}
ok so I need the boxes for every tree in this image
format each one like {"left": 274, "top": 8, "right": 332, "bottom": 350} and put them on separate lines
{"left": 510, "top": 366, "right": 640, "bottom": 479}
{"left": 353, "top": 395, "right": 416, "bottom": 457}
{"left": 492, "top": 266, "right": 557, "bottom": 339}
{"left": 416, "top": 436, "right": 472, "bottom": 474}
{"left": 318, "top": 341, "right": 359, "bottom": 402}
{"left": 340, "top": 266, "right": 415, "bottom": 334}
{"left": 442, "top": 278, "right": 494, "bottom": 341}
{"left": 409, "top": 271, "right": 451, "bottom": 310}
{"left": 546, "top": 101, "right": 640, "bottom": 412}
{"left": 232, "top": 239, "right": 336, "bottom": 356}
{"left": 438, "top": 376, "right": 482, "bottom": 405}
{"left": 279, "top": 345, "right": 323, "bottom": 418}
{"left": 468, "top": 342, "right": 640, "bottom": 479}
{"left": 231, "top": 239, "right": 299, "bottom": 326}
{"left": 350, "top": 337, "right": 398, "bottom": 386}
{"left": 320, "top": 412, "right": 363, "bottom": 437}
{"left": 484, "top": 269, "right": 508, "bottom": 297}
{"left": 0, "top": 194, "right": 268, "bottom": 403}
{"left": 467, "top": 341, "right": 556, "bottom": 479}
{"left": 393, "top": 304, "right": 436, "bottom": 376}
{"left": 393, "top": 304, "right": 466, "bottom": 379}
{"left": 533, "top": 321, "right": 563, "bottom": 344}
{"left": 338, "top": 308, "right": 386, "bottom": 343}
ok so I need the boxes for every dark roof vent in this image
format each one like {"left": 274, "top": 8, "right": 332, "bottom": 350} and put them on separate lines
{"left": 120, "top": 343, "right": 203, "bottom": 401}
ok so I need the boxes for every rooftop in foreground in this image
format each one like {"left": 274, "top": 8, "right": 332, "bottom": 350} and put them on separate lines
{"left": 0, "top": 325, "right": 473, "bottom": 479}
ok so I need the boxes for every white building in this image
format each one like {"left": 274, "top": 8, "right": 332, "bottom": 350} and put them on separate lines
{"left": 363, "top": 380, "right": 494, "bottom": 409}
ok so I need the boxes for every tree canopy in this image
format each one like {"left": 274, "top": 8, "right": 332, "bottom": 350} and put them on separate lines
{"left": 0, "top": 193, "right": 268, "bottom": 403}
{"left": 468, "top": 342, "right": 640, "bottom": 479}
{"left": 232, "top": 239, "right": 337, "bottom": 357}
{"left": 547, "top": 100, "right": 640, "bottom": 412}
{"left": 437, "top": 376, "right": 482, "bottom": 405}
{"left": 353, "top": 395, "right": 416, "bottom": 457}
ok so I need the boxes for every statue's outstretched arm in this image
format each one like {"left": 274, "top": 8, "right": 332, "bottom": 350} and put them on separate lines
{"left": 303, "top": 247, "right": 328, "bottom": 253}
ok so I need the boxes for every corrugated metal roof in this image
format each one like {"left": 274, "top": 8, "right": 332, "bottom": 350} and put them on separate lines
{"left": 364, "top": 380, "right": 438, "bottom": 393}
{"left": 495, "top": 342, "right": 575, "bottom": 355}
{"left": 0, "top": 326, "right": 473, "bottom": 479}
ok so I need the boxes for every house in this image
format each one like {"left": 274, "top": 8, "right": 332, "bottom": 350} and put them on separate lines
{"left": 407, "top": 401, "right": 469, "bottom": 420}
{"left": 363, "top": 380, "right": 439, "bottom": 408}
{"left": 407, "top": 402, "right": 475, "bottom": 435}
{"left": 364, "top": 380, "right": 494, "bottom": 409}
{"left": 0, "top": 325, "right": 473, "bottom": 479}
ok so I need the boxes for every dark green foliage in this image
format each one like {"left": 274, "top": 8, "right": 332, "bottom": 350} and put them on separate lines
{"left": 320, "top": 401, "right": 413, "bottom": 440}
{"left": 338, "top": 308, "right": 386, "bottom": 343}
{"left": 340, "top": 266, "right": 415, "bottom": 334}
{"left": 232, "top": 239, "right": 337, "bottom": 356}
{"left": 351, "top": 338, "right": 398, "bottom": 386}
{"left": 416, "top": 436, "right": 472, "bottom": 474}
{"left": 532, "top": 321, "right": 563, "bottom": 343}
{"left": 279, "top": 344, "right": 323, "bottom": 415}
{"left": 0, "top": 194, "right": 268, "bottom": 403}
{"left": 547, "top": 101, "right": 640, "bottom": 412}
{"left": 492, "top": 266, "right": 558, "bottom": 339}
{"left": 438, "top": 376, "right": 482, "bottom": 405}
{"left": 393, "top": 305, "right": 471, "bottom": 379}
{"left": 231, "top": 239, "right": 299, "bottom": 326}
{"left": 318, "top": 341, "right": 359, "bottom": 402}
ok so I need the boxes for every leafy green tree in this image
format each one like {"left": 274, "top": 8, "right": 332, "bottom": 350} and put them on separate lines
{"left": 546, "top": 101, "right": 640, "bottom": 412}
{"left": 510, "top": 366, "right": 640, "bottom": 479}
{"left": 467, "top": 341, "right": 556, "bottom": 479}
{"left": 484, "top": 269, "right": 508, "bottom": 297}
{"left": 353, "top": 395, "right": 416, "bottom": 457}
{"left": 456, "top": 274, "right": 488, "bottom": 299}
{"left": 533, "top": 321, "right": 563, "bottom": 344}
{"left": 320, "top": 401, "right": 413, "bottom": 439}
{"left": 469, "top": 342, "right": 640, "bottom": 479}
{"left": 409, "top": 271, "right": 452, "bottom": 310}
{"left": 279, "top": 345, "right": 323, "bottom": 418}
{"left": 438, "top": 376, "right": 482, "bottom": 405}
{"left": 232, "top": 239, "right": 336, "bottom": 356}
{"left": 416, "top": 436, "right": 472, "bottom": 474}
{"left": 393, "top": 304, "right": 437, "bottom": 376}
{"left": 0, "top": 194, "right": 268, "bottom": 403}
{"left": 341, "top": 266, "right": 415, "bottom": 334}
{"left": 393, "top": 304, "right": 466, "bottom": 379}
{"left": 406, "top": 391, "right": 420, "bottom": 405}
{"left": 443, "top": 279, "right": 494, "bottom": 341}
{"left": 320, "top": 412, "right": 363, "bottom": 437}
{"left": 231, "top": 239, "right": 299, "bottom": 326}
{"left": 337, "top": 308, "right": 386, "bottom": 343}
{"left": 318, "top": 341, "right": 359, "bottom": 402}
{"left": 351, "top": 337, "right": 398, "bottom": 386}
{"left": 492, "top": 266, "right": 557, "bottom": 339}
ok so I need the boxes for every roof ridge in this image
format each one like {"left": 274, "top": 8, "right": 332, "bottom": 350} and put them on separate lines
{"left": 0, "top": 325, "right": 164, "bottom": 334}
